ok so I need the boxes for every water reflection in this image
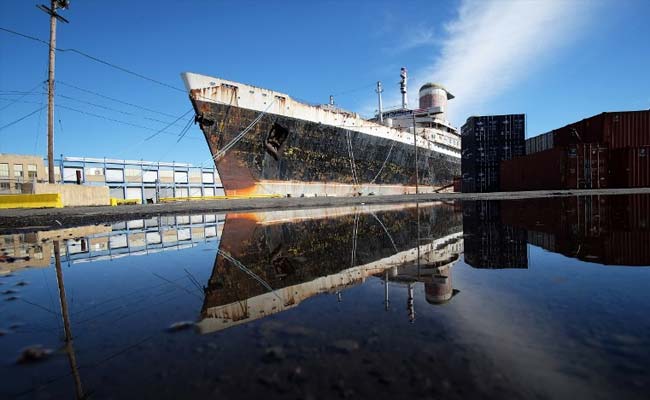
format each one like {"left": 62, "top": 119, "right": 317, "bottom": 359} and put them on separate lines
{"left": 463, "top": 194, "right": 650, "bottom": 267}
{"left": 200, "top": 203, "right": 462, "bottom": 333}
{"left": 0, "top": 196, "right": 649, "bottom": 399}
{"left": 53, "top": 240, "right": 85, "bottom": 399}
{"left": 462, "top": 200, "right": 528, "bottom": 269}
{"left": 0, "top": 214, "right": 223, "bottom": 275}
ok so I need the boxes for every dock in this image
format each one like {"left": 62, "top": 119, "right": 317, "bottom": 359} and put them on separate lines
{"left": 1, "top": 187, "right": 649, "bottom": 233}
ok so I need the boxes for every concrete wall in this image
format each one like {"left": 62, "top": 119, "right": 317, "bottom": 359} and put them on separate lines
{"left": 22, "top": 183, "right": 110, "bottom": 207}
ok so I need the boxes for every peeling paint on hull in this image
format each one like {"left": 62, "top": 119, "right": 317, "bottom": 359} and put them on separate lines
{"left": 191, "top": 98, "right": 461, "bottom": 197}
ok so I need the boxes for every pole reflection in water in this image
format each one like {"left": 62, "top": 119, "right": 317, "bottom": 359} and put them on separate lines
{"left": 384, "top": 269, "right": 390, "bottom": 311}
{"left": 53, "top": 240, "right": 85, "bottom": 400}
{"left": 407, "top": 283, "right": 415, "bottom": 323}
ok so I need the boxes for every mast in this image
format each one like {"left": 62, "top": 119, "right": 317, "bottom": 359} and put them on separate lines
{"left": 400, "top": 67, "right": 408, "bottom": 109}
{"left": 376, "top": 81, "right": 383, "bottom": 123}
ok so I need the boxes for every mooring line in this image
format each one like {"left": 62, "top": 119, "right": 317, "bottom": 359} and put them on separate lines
{"left": 217, "top": 249, "right": 283, "bottom": 302}
{"left": 370, "top": 142, "right": 395, "bottom": 184}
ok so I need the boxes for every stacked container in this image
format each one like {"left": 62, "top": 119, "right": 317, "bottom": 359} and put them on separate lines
{"left": 501, "top": 110, "right": 649, "bottom": 190}
{"left": 461, "top": 114, "right": 526, "bottom": 192}
{"left": 609, "top": 146, "right": 650, "bottom": 187}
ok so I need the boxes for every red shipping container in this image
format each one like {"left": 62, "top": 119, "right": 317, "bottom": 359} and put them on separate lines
{"left": 609, "top": 146, "right": 650, "bottom": 187}
{"left": 553, "top": 111, "right": 650, "bottom": 149}
{"left": 500, "top": 144, "right": 608, "bottom": 191}
{"left": 565, "top": 143, "right": 609, "bottom": 189}
{"left": 500, "top": 148, "right": 565, "bottom": 191}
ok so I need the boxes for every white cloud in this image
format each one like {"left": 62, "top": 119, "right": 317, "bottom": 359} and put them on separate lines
{"left": 379, "top": 0, "right": 596, "bottom": 125}
{"left": 391, "top": 26, "right": 437, "bottom": 53}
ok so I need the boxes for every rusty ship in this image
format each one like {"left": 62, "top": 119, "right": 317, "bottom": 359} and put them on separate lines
{"left": 182, "top": 68, "right": 461, "bottom": 197}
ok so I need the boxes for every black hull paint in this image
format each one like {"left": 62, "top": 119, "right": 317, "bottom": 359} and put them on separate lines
{"left": 192, "top": 99, "right": 460, "bottom": 195}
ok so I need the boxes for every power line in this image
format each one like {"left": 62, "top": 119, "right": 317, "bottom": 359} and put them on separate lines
{"left": 176, "top": 115, "right": 194, "bottom": 143}
{"left": 57, "top": 81, "right": 179, "bottom": 118}
{"left": 1, "top": 83, "right": 182, "bottom": 122}
{"left": 0, "top": 27, "right": 186, "bottom": 93}
{"left": 0, "top": 81, "right": 45, "bottom": 112}
{"left": 0, "top": 88, "right": 187, "bottom": 127}
{"left": 144, "top": 108, "right": 193, "bottom": 141}
{"left": 57, "top": 104, "right": 199, "bottom": 141}
{"left": 0, "top": 106, "right": 46, "bottom": 132}
{"left": 0, "top": 97, "right": 198, "bottom": 140}
{"left": 57, "top": 94, "right": 186, "bottom": 127}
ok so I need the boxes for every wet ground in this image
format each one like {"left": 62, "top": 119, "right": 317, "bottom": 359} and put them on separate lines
{"left": 1, "top": 194, "right": 649, "bottom": 399}
{"left": 1, "top": 187, "right": 648, "bottom": 232}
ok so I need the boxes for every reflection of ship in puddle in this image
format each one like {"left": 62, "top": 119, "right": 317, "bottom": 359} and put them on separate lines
{"left": 199, "top": 203, "right": 463, "bottom": 334}
{"left": 0, "top": 214, "right": 225, "bottom": 274}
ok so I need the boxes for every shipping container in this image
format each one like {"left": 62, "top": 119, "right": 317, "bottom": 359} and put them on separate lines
{"left": 500, "top": 143, "right": 608, "bottom": 191}
{"left": 500, "top": 147, "right": 565, "bottom": 191}
{"left": 553, "top": 111, "right": 650, "bottom": 149}
{"left": 525, "top": 131, "right": 554, "bottom": 155}
{"left": 461, "top": 114, "right": 526, "bottom": 192}
{"left": 609, "top": 146, "right": 650, "bottom": 188}
{"left": 566, "top": 143, "right": 609, "bottom": 189}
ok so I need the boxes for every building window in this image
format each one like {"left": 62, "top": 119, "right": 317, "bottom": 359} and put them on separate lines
{"left": 27, "top": 164, "right": 37, "bottom": 179}
{"left": 0, "top": 163, "right": 8, "bottom": 178}
{"left": 14, "top": 164, "right": 23, "bottom": 179}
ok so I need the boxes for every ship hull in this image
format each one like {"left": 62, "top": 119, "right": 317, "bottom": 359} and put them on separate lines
{"left": 191, "top": 98, "right": 460, "bottom": 197}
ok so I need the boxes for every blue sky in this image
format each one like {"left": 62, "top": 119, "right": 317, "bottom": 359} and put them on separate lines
{"left": 1, "top": 0, "right": 649, "bottom": 165}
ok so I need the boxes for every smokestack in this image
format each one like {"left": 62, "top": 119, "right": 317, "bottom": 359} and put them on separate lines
{"left": 400, "top": 67, "right": 408, "bottom": 109}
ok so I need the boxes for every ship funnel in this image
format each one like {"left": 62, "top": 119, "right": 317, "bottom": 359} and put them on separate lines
{"left": 400, "top": 67, "right": 408, "bottom": 109}
{"left": 419, "top": 83, "right": 454, "bottom": 121}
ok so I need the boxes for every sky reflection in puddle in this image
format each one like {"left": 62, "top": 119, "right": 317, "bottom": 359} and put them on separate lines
{"left": 1, "top": 195, "right": 649, "bottom": 399}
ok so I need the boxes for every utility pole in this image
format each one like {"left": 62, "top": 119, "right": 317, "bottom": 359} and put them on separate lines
{"left": 38, "top": 1, "right": 70, "bottom": 183}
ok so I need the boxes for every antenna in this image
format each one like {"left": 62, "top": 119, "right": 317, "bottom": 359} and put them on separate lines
{"left": 375, "top": 81, "right": 383, "bottom": 123}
